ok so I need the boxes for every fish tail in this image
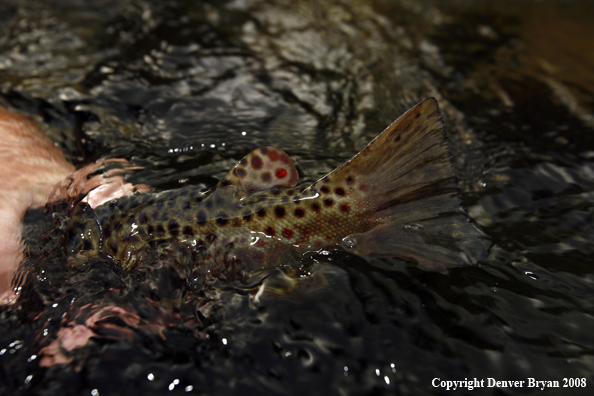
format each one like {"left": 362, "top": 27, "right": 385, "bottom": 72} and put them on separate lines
{"left": 331, "top": 98, "right": 485, "bottom": 268}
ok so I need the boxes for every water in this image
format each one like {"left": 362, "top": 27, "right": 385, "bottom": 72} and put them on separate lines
{"left": 1, "top": 0, "right": 594, "bottom": 395}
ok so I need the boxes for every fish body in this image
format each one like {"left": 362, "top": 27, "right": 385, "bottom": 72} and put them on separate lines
{"left": 64, "top": 98, "right": 485, "bottom": 275}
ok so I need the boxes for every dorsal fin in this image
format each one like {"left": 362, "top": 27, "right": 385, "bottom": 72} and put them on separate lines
{"left": 219, "top": 147, "right": 298, "bottom": 197}
{"left": 318, "top": 98, "right": 485, "bottom": 268}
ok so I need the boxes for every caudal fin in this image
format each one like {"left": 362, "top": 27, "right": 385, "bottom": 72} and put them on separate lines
{"left": 328, "top": 98, "right": 485, "bottom": 269}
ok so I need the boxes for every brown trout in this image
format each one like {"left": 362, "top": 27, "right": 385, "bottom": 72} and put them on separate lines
{"left": 64, "top": 98, "right": 484, "bottom": 276}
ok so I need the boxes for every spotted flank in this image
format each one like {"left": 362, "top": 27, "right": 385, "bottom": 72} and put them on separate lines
{"left": 64, "top": 98, "right": 485, "bottom": 273}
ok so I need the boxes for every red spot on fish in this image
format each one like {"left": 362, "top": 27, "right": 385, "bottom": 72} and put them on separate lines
{"left": 265, "top": 226, "right": 275, "bottom": 237}
{"left": 359, "top": 185, "right": 367, "bottom": 191}
{"left": 275, "top": 168, "right": 287, "bottom": 178}
{"left": 282, "top": 229, "right": 293, "bottom": 239}
{"left": 251, "top": 155, "right": 263, "bottom": 169}
{"left": 280, "top": 154, "right": 292, "bottom": 164}
{"left": 268, "top": 151, "right": 278, "bottom": 161}
{"left": 314, "top": 241, "right": 322, "bottom": 248}
{"left": 252, "top": 251, "right": 265, "bottom": 262}
{"left": 340, "top": 203, "right": 350, "bottom": 213}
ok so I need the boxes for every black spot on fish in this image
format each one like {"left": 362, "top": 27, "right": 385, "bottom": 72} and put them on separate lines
{"left": 281, "top": 196, "right": 290, "bottom": 204}
{"left": 221, "top": 178, "right": 232, "bottom": 187}
{"left": 82, "top": 240, "right": 93, "bottom": 251}
{"left": 182, "top": 200, "right": 191, "bottom": 210}
{"left": 293, "top": 196, "right": 300, "bottom": 204}
{"left": 346, "top": 176, "right": 354, "bottom": 185}
{"left": 215, "top": 195, "right": 225, "bottom": 206}
{"left": 129, "top": 200, "right": 138, "bottom": 210}
{"left": 251, "top": 155, "right": 263, "bottom": 169}
{"left": 271, "top": 189, "right": 282, "bottom": 196}
{"left": 265, "top": 226, "right": 275, "bottom": 236}
{"left": 109, "top": 240, "right": 118, "bottom": 254}
{"left": 196, "top": 239, "right": 206, "bottom": 250}
{"left": 183, "top": 226, "right": 194, "bottom": 237}
{"left": 168, "top": 199, "right": 176, "bottom": 208}
{"left": 321, "top": 176, "right": 329, "bottom": 183}
{"left": 235, "top": 168, "right": 246, "bottom": 178}
{"left": 260, "top": 147, "right": 269, "bottom": 155}
{"left": 156, "top": 201, "right": 165, "bottom": 210}
{"left": 152, "top": 211, "right": 160, "bottom": 221}
{"left": 196, "top": 196, "right": 203, "bottom": 204}
{"left": 294, "top": 208, "right": 305, "bottom": 218}
{"left": 115, "top": 222, "right": 122, "bottom": 232}
{"left": 240, "top": 158, "right": 248, "bottom": 166}
{"left": 274, "top": 207, "right": 286, "bottom": 218}
{"left": 394, "top": 135, "right": 401, "bottom": 141}
{"left": 257, "top": 207, "right": 266, "bottom": 217}
{"left": 335, "top": 187, "right": 345, "bottom": 196}
{"left": 262, "top": 172, "right": 271, "bottom": 182}
{"left": 127, "top": 216, "right": 136, "bottom": 225}
{"left": 122, "top": 234, "right": 139, "bottom": 243}
{"left": 103, "top": 226, "right": 112, "bottom": 239}
{"left": 168, "top": 220, "right": 180, "bottom": 236}
{"left": 206, "top": 233, "right": 217, "bottom": 243}
{"left": 324, "top": 198, "right": 333, "bottom": 207}
{"left": 205, "top": 200, "right": 213, "bottom": 209}
{"left": 155, "top": 225, "right": 165, "bottom": 237}
{"left": 320, "top": 186, "right": 330, "bottom": 194}
{"left": 216, "top": 214, "right": 229, "bottom": 226}
{"left": 197, "top": 211, "right": 207, "bottom": 225}
{"left": 243, "top": 212, "right": 252, "bottom": 222}
{"left": 147, "top": 225, "right": 154, "bottom": 235}
{"left": 311, "top": 203, "right": 321, "bottom": 213}
{"left": 340, "top": 204, "right": 350, "bottom": 213}
{"left": 138, "top": 212, "right": 148, "bottom": 224}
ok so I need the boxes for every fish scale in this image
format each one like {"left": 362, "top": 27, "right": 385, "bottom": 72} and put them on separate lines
{"left": 64, "top": 98, "right": 485, "bottom": 275}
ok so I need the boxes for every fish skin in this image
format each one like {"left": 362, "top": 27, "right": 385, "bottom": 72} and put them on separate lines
{"left": 63, "top": 98, "right": 485, "bottom": 274}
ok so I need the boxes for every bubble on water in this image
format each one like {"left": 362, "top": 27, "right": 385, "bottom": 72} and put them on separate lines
{"left": 342, "top": 236, "right": 356, "bottom": 249}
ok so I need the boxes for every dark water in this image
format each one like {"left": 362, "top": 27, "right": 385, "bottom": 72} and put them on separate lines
{"left": 1, "top": 0, "right": 594, "bottom": 395}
